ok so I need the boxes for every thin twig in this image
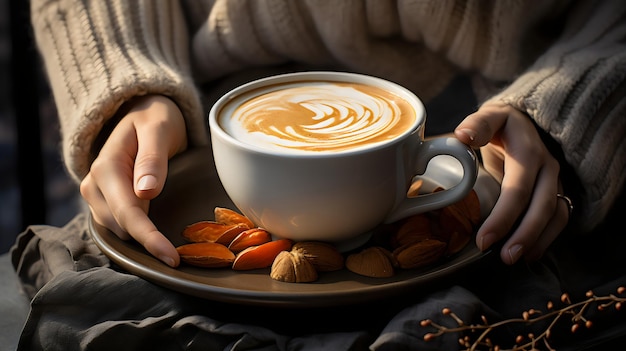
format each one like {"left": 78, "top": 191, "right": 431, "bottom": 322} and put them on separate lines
{"left": 421, "top": 287, "right": 625, "bottom": 351}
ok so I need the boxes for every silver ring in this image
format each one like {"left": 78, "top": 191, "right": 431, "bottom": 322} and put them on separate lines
{"left": 557, "top": 193, "right": 573, "bottom": 217}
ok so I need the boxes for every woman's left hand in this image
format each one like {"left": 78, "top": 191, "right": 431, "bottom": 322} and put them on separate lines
{"left": 454, "top": 102, "right": 570, "bottom": 264}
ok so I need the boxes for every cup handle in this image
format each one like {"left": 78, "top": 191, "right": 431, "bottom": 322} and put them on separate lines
{"left": 384, "top": 137, "right": 478, "bottom": 223}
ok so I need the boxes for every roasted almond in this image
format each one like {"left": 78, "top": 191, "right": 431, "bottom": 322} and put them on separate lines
{"left": 459, "top": 189, "right": 481, "bottom": 226}
{"left": 232, "top": 239, "right": 293, "bottom": 270}
{"left": 393, "top": 239, "right": 447, "bottom": 269}
{"left": 438, "top": 206, "right": 473, "bottom": 255}
{"left": 176, "top": 242, "right": 235, "bottom": 268}
{"left": 346, "top": 246, "right": 395, "bottom": 278}
{"left": 390, "top": 213, "right": 433, "bottom": 249}
{"left": 182, "top": 221, "right": 248, "bottom": 244}
{"left": 214, "top": 207, "right": 255, "bottom": 229}
{"left": 407, "top": 178, "right": 424, "bottom": 197}
{"left": 228, "top": 228, "right": 272, "bottom": 253}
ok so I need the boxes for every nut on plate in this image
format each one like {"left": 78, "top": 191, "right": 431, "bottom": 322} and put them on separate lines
{"left": 390, "top": 213, "right": 434, "bottom": 249}
{"left": 182, "top": 221, "right": 248, "bottom": 245}
{"left": 214, "top": 207, "right": 255, "bottom": 229}
{"left": 291, "top": 241, "right": 345, "bottom": 272}
{"left": 176, "top": 242, "right": 235, "bottom": 268}
{"left": 392, "top": 238, "right": 447, "bottom": 269}
{"left": 232, "top": 239, "right": 293, "bottom": 270}
{"left": 437, "top": 206, "right": 472, "bottom": 255}
{"left": 228, "top": 228, "right": 272, "bottom": 253}
{"left": 346, "top": 246, "right": 396, "bottom": 278}
{"left": 270, "top": 250, "right": 318, "bottom": 283}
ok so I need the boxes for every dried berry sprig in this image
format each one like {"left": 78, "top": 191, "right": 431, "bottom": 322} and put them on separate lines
{"left": 420, "top": 286, "right": 625, "bottom": 351}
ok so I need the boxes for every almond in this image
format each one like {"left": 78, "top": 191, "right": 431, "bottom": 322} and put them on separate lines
{"left": 176, "top": 242, "right": 235, "bottom": 268}
{"left": 390, "top": 213, "right": 433, "bottom": 249}
{"left": 438, "top": 206, "right": 473, "bottom": 255}
{"left": 346, "top": 246, "right": 395, "bottom": 278}
{"left": 393, "top": 239, "right": 447, "bottom": 269}
{"left": 465, "top": 189, "right": 482, "bottom": 226}
{"left": 228, "top": 228, "right": 272, "bottom": 253}
{"left": 407, "top": 178, "right": 424, "bottom": 197}
{"left": 214, "top": 207, "right": 255, "bottom": 229}
{"left": 231, "top": 239, "right": 293, "bottom": 270}
{"left": 182, "top": 221, "right": 248, "bottom": 245}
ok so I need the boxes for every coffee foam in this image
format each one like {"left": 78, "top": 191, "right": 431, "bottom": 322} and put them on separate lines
{"left": 219, "top": 81, "right": 417, "bottom": 153}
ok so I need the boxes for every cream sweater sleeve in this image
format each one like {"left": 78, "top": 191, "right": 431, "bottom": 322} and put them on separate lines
{"left": 483, "top": 0, "right": 626, "bottom": 231}
{"left": 30, "top": 0, "right": 209, "bottom": 182}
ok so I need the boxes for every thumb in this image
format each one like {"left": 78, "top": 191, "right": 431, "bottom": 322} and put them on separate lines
{"left": 133, "top": 120, "right": 172, "bottom": 200}
{"left": 134, "top": 151, "right": 168, "bottom": 200}
{"left": 130, "top": 95, "right": 187, "bottom": 200}
{"left": 454, "top": 103, "right": 510, "bottom": 147}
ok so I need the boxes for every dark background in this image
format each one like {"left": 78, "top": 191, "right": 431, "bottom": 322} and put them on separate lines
{"left": 0, "top": 0, "right": 82, "bottom": 254}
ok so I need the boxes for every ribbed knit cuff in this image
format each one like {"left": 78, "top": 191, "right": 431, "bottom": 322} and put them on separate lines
{"left": 31, "top": 0, "right": 209, "bottom": 181}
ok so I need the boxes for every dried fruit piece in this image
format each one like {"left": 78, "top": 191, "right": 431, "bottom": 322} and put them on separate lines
{"left": 390, "top": 213, "right": 433, "bottom": 249}
{"left": 291, "top": 241, "right": 344, "bottom": 272}
{"left": 176, "top": 242, "right": 235, "bottom": 268}
{"left": 393, "top": 238, "right": 447, "bottom": 269}
{"left": 182, "top": 221, "right": 248, "bottom": 244}
{"left": 228, "top": 228, "right": 272, "bottom": 253}
{"left": 270, "top": 250, "right": 318, "bottom": 283}
{"left": 346, "top": 246, "right": 395, "bottom": 278}
{"left": 232, "top": 239, "right": 293, "bottom": 270}
{"left": 214, "top": 207, "right": 255, "bottom": 229}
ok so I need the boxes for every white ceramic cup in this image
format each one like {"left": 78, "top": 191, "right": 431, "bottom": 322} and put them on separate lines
{"left": 209, "top": 71, "right": 478, "bottom": 251}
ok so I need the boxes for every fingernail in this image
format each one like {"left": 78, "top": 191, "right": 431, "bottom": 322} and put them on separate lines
{"left": 159, "top": 255, "right": 176, "bottom": 267}
{"left": 479, "top": 232, "right": 496, "bottom": 251}
{"left": 508, "top": 244, "right": 524, "bottom": 264}
{"left": 457, "top": 128, "right": 477, "bottom": 141}
{"left": 137, "top": 175, "right": 157, "bottom": 191}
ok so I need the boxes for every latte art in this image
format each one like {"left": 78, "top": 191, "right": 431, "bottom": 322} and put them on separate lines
{"left": 221, "top": 82, "right": 417, "bottom": 153}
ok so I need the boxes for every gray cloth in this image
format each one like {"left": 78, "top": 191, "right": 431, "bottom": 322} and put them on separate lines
{"left": 0, "top": 253, "right": 30, "bottom": 351}
{"left": 8, "top": 211, "right": 626, "bottom": 351}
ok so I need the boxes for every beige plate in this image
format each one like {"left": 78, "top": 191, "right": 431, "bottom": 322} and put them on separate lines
{"left": 89, "top": 146, "right": 500, "bottom": 308}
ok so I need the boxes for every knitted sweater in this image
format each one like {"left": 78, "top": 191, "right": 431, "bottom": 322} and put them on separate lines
{"left": 30, "top": 0, "right": 626, "bottom": 233}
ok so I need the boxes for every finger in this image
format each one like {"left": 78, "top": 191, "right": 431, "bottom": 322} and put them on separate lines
{"left": 454, "top": 103, "right": 509, "bottom": 147}
{"left": 499, "top": 159, "right": 559, "bottom": 264}
{"left": 131, "top": 96, "right": 187, "bottom": 200}
{"left": 476, "top": 188, "right": 528, "bottom": 254}
{"left": 115, "top": 204, "right": 180, "bottom": 268}
{"left": 524, "top": 185, "right": 570, "bottom": 261}
{"left": 480, "top": 146, "right": 504, "bottom": 183}
{"left": 476, "top": 146, "right": 541, "bottom": 252}
{"left": 133, "top": 121, "right": 171, "bottom": 200}
{"left": 80, "top": 173, "right": 129, "bottom": 240}
{"left": 90, "top": 154, "right": 179, "bottom": 268}
{"left": 475, "top": 114, "right": 546, "bottom": 253}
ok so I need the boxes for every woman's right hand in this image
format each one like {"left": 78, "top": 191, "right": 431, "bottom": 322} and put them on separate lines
{"left": 80, "top": 95, "right": 188, "bottom": 267}
{"left": 455, "top": 102, "right": 568, "bottom": 265}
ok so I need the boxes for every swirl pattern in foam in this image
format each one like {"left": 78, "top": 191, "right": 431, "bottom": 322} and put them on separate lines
{"left": 220, "top": 81, "right": 417, "bottom": 153}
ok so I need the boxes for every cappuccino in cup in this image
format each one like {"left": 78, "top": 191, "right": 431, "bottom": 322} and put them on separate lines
{"left": 218, "top": 81, "right": 417, "bottom": 154}
{"left": 209, "top": 71, "right": 477, "bottom": 251}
